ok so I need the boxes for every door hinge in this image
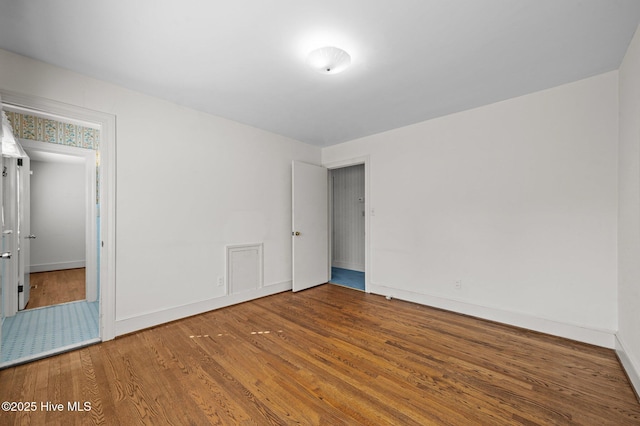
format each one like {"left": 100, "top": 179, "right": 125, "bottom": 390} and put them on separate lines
{"left": 18, "top": 285, "right": 24, "bottom": 293}
{"left": 17, "top": 158, "right": 23, "bottom": 166}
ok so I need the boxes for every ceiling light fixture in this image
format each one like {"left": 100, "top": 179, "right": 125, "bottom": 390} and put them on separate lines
{"left": 307, "top": 46, "right": 351, "bottom": 75}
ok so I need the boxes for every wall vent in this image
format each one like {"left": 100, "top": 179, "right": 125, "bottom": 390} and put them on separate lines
{"left": 226, "top": 243, "right": 263, "bottom": 295}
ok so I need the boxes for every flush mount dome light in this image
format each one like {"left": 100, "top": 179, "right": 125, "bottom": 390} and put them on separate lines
{"left": 307, "top": 46, "right": 351, "bottom": 74}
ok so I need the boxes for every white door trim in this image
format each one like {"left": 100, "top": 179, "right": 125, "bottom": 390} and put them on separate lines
{"left": 323, "top": 156, "right": 370, "bottom": 293}
{"left": 18, "top": 154, "right": 31, "bottom": 310}
{"left": 0, "top": 89, "right": 117, "bottom": 341}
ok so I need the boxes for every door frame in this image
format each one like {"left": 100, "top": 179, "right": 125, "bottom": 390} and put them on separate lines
{"left": 18, "top": 138, "right": 98, "bottom": 303}
{"left": 323, "top": 156, "right": 370, "bottom": 292}
{"left": 0, "top": 89, "right": 116, "bottom": 341}
{"left": 18, "top": 153, "right": 31, "bottom": 310}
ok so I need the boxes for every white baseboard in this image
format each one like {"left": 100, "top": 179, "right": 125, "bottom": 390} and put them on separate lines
{"left": 30, "top": 261, "right": 86, "bottom": 273}
{"left": 369, "top": 283, "right": 616, "bottom": 349}
{"left": 115, "top": 281, "right": 292, "bottom": 336}
{"left": 615, "top": 335, "right": 640, "bottom": 401}
{"left": 332, "top": 260, "right": 364, "bottom": 272}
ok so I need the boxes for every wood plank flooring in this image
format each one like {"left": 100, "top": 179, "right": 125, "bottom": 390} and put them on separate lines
{"left": 26, "top": 268, "right": 86, "bottom": 310}
{"left": 1, "top": 284, "right": 639, "bottom": 425}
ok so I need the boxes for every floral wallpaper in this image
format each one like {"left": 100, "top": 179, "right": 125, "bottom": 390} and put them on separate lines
{"left": 5, "top": 110, "right": 101, "bottom": 204}
{"left": 5, "top": 111, "right": 100, "bottom": 150}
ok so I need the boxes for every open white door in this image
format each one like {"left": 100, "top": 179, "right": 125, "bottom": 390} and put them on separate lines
{"left": 0, "top": 137, "right": 32, "bottom": 313}
{"left": 2, "top": 156, "right": 18, "bottom": 316}
{"left": 292, "top": 161, "right": 329, "bottom": 292}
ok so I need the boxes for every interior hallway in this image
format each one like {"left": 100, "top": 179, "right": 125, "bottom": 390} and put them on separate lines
{"left": 27, "top": 268, "right": 86, "bottom": 310}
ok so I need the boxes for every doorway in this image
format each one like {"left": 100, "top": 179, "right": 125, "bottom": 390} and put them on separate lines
{"left": 291, "top": 156, "right": 369, "bottom": 293}
{"left": 0, "top": 93, "right": 115, "bottom": 366}
{"left": 0, "top": 126, "right": 99, "bottom": 365}
{"left": 329, "top": 164, "right": 365, "bottom": 291}
{"left": 21, "top": 142, "right": 97, "bottom": 310}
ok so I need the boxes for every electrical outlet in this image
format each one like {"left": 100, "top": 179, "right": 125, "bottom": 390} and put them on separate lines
{"left": 217, "top": 276, "right": 224, "bottom": 286}
{"left": 455, "top": 279, "right": 462, "bottom": 290}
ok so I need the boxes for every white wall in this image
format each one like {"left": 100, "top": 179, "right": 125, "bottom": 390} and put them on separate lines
{"left": 332, "top": 165, "right": 365, "bottom": 271}
{"left": 617, "top": 24, "right": 640, "bottom": 396}
{"left": 0, "top": 48, "right": 321, "bottom": 334}
{"left": 323, "top": 71, "right": 619, "bottom": 347}
{"left": 29, "top": 159, "right": 86, "bottom": 272}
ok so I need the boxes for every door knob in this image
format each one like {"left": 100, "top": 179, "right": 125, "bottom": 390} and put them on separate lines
{"left": 26, "top": 235, "right": 36, "bottom": 239}
{"left": 0, "top": 252, "right": 11, "bottom": 259}
{"left": 292, "top": 231, "right": 301, "bottom": 236}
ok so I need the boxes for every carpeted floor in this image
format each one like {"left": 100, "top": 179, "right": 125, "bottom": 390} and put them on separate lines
{"left": 330, "top": 267, "right": 365, "bottom": 291}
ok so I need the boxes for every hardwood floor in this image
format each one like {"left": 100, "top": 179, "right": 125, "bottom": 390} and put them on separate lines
{"left": 1, "top": 284, "right": 638, "bottom": 425}
{"left": 26, "top": 268, "right": 86, "bottom": 309}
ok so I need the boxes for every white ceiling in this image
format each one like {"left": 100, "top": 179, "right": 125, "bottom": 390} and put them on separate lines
{"left": 1, "top": 1, "right": 639, "bottom": 147}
